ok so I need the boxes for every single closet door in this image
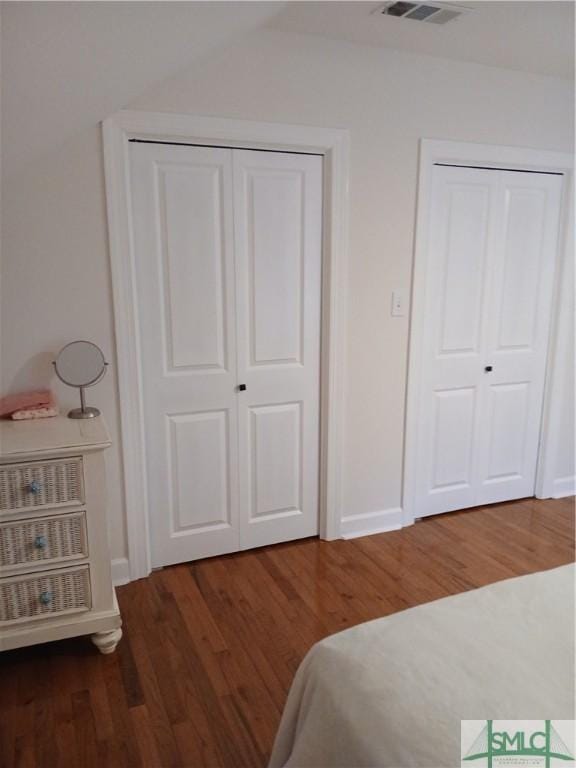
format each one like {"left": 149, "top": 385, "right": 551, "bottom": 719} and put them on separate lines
{"left": 475, "top": 170, "right": 563, "bottom": 506}
{"left": 130, "top": 144, "right": 240, "bottom": 567}
{"left": 233, "top": 150, "right": 322, "bottom": 550}
{"left": 129, "top": 142, "right": 322, "bottom": 567}
{"left": 414, "top": 164, "right": 563, "bottom": 518}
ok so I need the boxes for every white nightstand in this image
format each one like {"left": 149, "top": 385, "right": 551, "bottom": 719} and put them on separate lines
{"left": 0, "top": 415, "right": 122, "bottom": 653}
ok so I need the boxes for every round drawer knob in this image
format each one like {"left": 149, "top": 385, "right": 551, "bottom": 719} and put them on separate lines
{"left": 34, "top": 535, "right": 47, "bottom": 550}
{"left": 39, "top": 591, "right": 52, "bottom": 606}
{"left": 28, "top": 480, "right": 41, "bottom": 495}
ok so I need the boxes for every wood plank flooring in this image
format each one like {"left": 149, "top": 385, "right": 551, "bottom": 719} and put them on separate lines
{"left": 0, "top": 496, "right": 573, "bottom": 768}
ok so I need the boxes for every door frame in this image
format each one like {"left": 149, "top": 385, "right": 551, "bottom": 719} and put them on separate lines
{"left": 403, "top": 138, "right": 573, "bottom": 527}
{"left": 102, "top": 110, "right": 350, "bottom": 581}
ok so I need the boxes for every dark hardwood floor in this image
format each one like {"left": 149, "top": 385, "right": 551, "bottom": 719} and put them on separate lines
{"left": 1, "top": 496, "right": 574, "bottom": 768}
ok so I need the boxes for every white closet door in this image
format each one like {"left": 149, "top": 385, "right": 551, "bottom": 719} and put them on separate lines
{"left": 130, "top": 143, "right": 323, "bottom": 567}
{"left": 415, "top": 165, "right": 563, "bottom": 517}
{"left": 130, "top": 144, "right": 240, "bottom": 567}
{"left": 233, "top": 150, "right": 322, "bottom": 549}
{"left": 475, "top": 171, "right": 563, "bottom": 504}
{"left": 415, "top": 166, "right": 498, "bottom": 516}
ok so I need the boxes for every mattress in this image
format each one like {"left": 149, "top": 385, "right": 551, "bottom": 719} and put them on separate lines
{"left": 269, "top": 564, "right": 575, "bottom": 768}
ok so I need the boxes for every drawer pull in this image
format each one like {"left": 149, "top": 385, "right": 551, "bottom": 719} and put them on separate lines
{"left": 34, "top": 535, "right": 47, "bottom": 549}
{"left": 28, "top": 480, "right": 42, "bottom": 495}
{"left": 39, "top": 591, "right": 53, "bottom": 605}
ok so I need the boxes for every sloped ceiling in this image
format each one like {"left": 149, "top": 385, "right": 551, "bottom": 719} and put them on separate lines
{"left": 268, "top": 1, "right": 575, "bottom": 78}
{"left": 1, "top": 1, "right": 285, "bottom": 178}
{"left": 2, "top": 0, "right": 572, "bottom": 181}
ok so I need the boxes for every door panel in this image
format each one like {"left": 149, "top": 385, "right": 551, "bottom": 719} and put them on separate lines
{"left": 130, "top": 144, "right": 240, "bottom": 567}
{"left": 416, "top": 166, "right": 497, "bottom": 515}
{"left": 438, "top": 184, "right": 491, "bottom": 355}
{"left": 250, "top": 403, "right": 301, "bottom": 519}
{"left": 250, "top": 171, "right": 304, "bottom": 365}
{"left": 159, "top": 164, "right": 228, "bottom": 371}
{"left": 496, "top": 186, "right": 547, "bottom": 350}
{"left": 416, "top": 165, "right": 563, "bottom": 516}
{"left": 233, "top": 150, "right": 322, "bottom": 549}
{"left": 168, "top": 411, "right": 231, "bottom": 531}
{"left": 421, "top": 385, "right": 478, "bottom": 515}
{"left": 476, "top": 171, "right": 563, "bottom": 505}
{"left": 483, "top": 383, "right": 529, "bottom": 482}
{"left": 431, "top": 387, "right": 476, "bottom": 491}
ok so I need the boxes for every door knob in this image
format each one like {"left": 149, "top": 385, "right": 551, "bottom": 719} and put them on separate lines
{"left": 238, "top": 384, "right": 247, "bottom": 392}
{"left": 484, "top": 366, "right": 493, "bottom": 372}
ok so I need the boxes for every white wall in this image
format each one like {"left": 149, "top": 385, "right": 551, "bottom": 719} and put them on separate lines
{"left": 2, "top": 26, "right": 573, "bottom": 568}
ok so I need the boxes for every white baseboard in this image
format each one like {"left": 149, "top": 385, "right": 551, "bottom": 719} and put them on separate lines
{"left": 552, "top": 475, "right": 576, "bottom": 498}
{"left": 111, "top": 557, "right": 131, "bottom": 586}
{"left": 341, "top": 507, "right": 403, "bottom": 539}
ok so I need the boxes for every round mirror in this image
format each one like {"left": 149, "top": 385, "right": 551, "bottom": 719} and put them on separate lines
{"left": 53, "top": 341, "right": 107, "bottom": 419}
{"left": 54, "top": 341, "right": 106, "bottom": 387}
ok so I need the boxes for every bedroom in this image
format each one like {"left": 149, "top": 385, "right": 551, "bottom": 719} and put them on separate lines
{"left": 0, "top": 1, "right": 574, "bottom": 766}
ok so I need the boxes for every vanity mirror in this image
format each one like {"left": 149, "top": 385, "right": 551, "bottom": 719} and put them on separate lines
{"left": 53, "top": 341, "right": 108, "bottom": 419}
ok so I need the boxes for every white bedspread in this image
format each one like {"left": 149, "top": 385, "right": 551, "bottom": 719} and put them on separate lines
{"left": 269, "top": 565, "right": 575, "bottom": 768}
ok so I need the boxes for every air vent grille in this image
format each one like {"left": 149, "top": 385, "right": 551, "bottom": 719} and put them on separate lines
{"left": 426, "top": 8, "right": 462, "bottom": 23}
{"left": 378, "top": 2, "right": 468, "bottom": 25}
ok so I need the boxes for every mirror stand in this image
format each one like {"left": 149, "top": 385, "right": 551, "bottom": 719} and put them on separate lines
{"left": 68, "top": 386, "right": 101, "bottom": 419}
{"left": 53, "top": 340, "right": 107, "bottom": 419}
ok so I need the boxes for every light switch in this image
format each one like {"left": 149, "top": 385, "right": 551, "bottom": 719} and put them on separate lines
{"left": 391, "top": 290, "right": 405, "bottom": 317}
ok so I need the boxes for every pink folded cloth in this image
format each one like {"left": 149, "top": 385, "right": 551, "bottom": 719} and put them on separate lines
{"left": 12, "top": 406, "right": 59, "bottom": 421}
{"left": 0, "top": 389, "right": 57, "bottom": 417}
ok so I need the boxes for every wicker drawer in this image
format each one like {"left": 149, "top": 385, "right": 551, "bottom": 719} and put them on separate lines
{"left": 0, "top": 457, "right": 84, "bottom": 515}
{"left": 0, "top": 511, "right": 88, "bottom": 573}
{"left": 0, "top": 565, "right": 91, "bottom": 625}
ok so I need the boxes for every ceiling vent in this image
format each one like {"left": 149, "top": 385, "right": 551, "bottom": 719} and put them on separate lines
{"left": 376, "top": 2, "right": 470, "bottom": 25}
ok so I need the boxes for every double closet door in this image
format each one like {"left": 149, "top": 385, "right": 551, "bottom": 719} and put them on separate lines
{"left": 129, "top": 143, "right": 322, "bottom": 567}
{"left": 415, "top": 164, "right": 563, "bottom": 517}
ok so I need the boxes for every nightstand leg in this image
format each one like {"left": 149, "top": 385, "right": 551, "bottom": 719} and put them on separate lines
{"left": 91, "top": 628, "right": 122, "bottom": 655}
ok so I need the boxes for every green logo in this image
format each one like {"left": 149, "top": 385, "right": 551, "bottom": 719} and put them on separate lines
{"left": 462, "top": 720, "right": 574, "bottom": 767}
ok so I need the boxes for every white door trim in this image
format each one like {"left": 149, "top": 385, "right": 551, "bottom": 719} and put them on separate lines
{"left": 102, "top": 110, "right": 350, "bottom": 581}
{"left": 404, "top": 138, "right": 573, "bottom": 527}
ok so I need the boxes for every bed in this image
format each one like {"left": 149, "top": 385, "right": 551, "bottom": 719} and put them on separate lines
{"left": 269, "top": 565, "right": 575, "bottom": 768}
